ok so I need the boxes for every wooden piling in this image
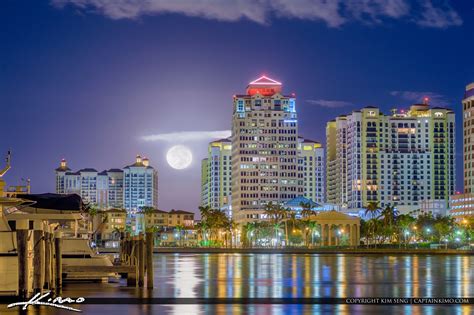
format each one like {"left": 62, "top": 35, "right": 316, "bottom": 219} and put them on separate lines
{"left": 146, "top": 232, "right": 154, "bottom": 289}
{"left": 138, "top": 233, "right": 145, "bottom": 287}
{"left": 16, "top": 219, "right": 29, "bottom": 299}
{"left": 43, "top": 228, "right": 51, "bottom": 290}
{"left": 54, "top": 230, "right": 63, "bottom": 292}
{"left": 33, "top": 220, "right": 45, "bottom": 294}
{"left": 126, "top": 236, "right": 137, "bottom": 287}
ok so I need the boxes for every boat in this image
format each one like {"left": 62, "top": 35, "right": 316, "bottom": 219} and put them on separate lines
{"left": 0, "top": 197, "right": 34, "bottom": 296}
{"left": 61, "top": 237, "right": 117, "bottom": 281}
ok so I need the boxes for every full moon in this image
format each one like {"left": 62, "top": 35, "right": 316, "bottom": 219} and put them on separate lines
{"left": 166, "top": 145, "right": 193, "bottom": 170}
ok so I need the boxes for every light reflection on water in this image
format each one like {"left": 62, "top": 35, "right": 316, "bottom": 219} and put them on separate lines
{"left": 1, "top": 254, "right": 473, "bottom": 314}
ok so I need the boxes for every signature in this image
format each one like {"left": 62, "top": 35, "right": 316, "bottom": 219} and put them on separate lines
{"left": 7, "top": 291, "right": 85, "bottom": 312}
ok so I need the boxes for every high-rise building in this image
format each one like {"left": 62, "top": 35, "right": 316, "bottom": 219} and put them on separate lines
{"left": 200, "top": 158, "right": 209, "bottom": 207}
{"left": 298, "top": 137, "right": 325, "bottom": 203}
{"left": 231, "top": 76, "right": 303, "bottom": 223}
{"left": 200, "top": 138, "right": 232, "bottom": 211}
{"left": 326, "top": 116, "right": 348, "bottom": 206}
{"left": 55, "top": 155, "right": 156, "bottom": 212}
{"left": 326, "top": 104, "right": 455, "bottom": 210}
{"left": 463, "top": 82, "right": 474, "bottom": 193}
{"left": 123, "top": 155, "right": 158, "bottom": 213}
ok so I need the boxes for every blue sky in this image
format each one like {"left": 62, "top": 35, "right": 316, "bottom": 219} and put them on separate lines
{"left": 1, "top": 0, "right": 473, "bottom": 211}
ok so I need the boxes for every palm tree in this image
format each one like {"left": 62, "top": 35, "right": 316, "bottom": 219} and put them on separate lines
{"left": 300, "top": 201, "right": 316, "bottom": 219}
{"left": 396, "top": 214, "right": 416, "bottom": 247}
{"left": 195, "top": 221, "right": 209, "bottom": 246}
{"left": 243, "top": 222, "right": 257, "bottom": 248}
{"left": 141, "top": 206, "right": 155, "bottom": 215}
{"left": 364, "top": 201, "right": 380, "bottom": 219}
{"left": 364, "top": 202, "right": 380, "bottom": 247}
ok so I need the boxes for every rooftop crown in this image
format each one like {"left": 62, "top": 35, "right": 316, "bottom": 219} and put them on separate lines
{"left": 246, "top": 75, "right": 282, "bottom": 96}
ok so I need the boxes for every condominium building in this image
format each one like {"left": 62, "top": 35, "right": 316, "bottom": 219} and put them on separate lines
{"left": 231, "top": 76, "right": 303, "bottom": 223}
{"left": 463, "top": 82, "right": 474, "bottom": 193}
{"left": 200, "top": 158, "right": 209, "bottom": 207}
{"left": 200, "top": 138, "right": 232, "bottom": 210}
{"left": 326, "top": 104, "right": 455, "bottom": 210}
{"left": 123, "top": 155, "right": 158, "bottom": 213}
{"left": 55, "top": 155, "right": 157, "bottom": 212}
{"left": 298, "top": 137, "right": 325, "bottom": 203}
{"left": 55, "top": 160, "right": 123, "bottom": 208}
{"left": 326, "top": 116, "right": 348, "bottom": 206}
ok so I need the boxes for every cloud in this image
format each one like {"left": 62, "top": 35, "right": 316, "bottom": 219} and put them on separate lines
{"left": 306, "top": 99, "right": 354, "bottom": 108}
{"left": 416, "top": 0, "right": 462, "bottom": 28}
{"left": 142, "top": 130, "right": 231, "bottom": 142}
{"left": 390, "top": 90, "right": 449, "bottom": 106}
{"left": 51, "top": 0, "right": 462, "bottom": 28}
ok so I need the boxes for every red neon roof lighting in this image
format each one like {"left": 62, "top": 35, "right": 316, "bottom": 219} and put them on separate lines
{"left": 248, "top": 75, "right": 282, "bottom": 86}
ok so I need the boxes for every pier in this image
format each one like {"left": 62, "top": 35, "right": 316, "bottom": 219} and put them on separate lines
{"left": 11, "top": 221, "right": 154, "bottom": 300}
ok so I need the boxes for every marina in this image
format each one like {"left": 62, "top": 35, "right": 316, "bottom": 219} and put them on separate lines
{"left": 1, "top": 253, "right": 473, "bottom": 314}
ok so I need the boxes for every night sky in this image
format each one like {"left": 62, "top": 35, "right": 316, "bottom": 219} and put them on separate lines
{"left": 1, "top": 0, "right": 473, "bottom": 213}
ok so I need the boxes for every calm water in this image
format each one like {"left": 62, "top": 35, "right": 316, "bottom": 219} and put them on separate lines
{"left": 2, "top": 253, "right": 473, "bottom": 314}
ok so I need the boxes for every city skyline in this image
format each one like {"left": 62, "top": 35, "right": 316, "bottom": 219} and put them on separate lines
{"left": 2, "top": 1, "right": 474, "bottom": 213}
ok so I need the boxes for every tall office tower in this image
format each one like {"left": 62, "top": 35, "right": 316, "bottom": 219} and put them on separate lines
{"left": 55, "top": 159, "right": 124, "bottom": 208}
{"left": 326, "top": 104, "right": 455, "bottom": 210}
{"left": 231, "top": 76, "right": 303, "bottom": 223}
{"left": 200, "top": 138, "right": 232, "bottom": 211}
{"left": 298, "top": 137, "right": 325, "bottom": 203}
{"left": 326, "top": 116, "right": 348, "bottom": 206}
{"left": 463, "top": 82, "right": 474, "bottom": 193}
{"left": 123, "top": 155, "right": 158, "bottom": 213}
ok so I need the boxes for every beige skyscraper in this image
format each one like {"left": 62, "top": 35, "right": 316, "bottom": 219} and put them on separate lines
{"left": 463, "top": 82, "right": 474, "bottom": 193}
{"left": 200, "top": 138, "right": 232, "bottom": 213}
{"left": 231, "top": 76, "right": 303, "bottom": 223}
{"left": 327, "top": 104, "right": 455, "bottom": 211}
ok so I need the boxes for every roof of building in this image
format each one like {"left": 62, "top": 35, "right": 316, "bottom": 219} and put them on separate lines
{"left": 248, "top": 75, "right": 282, "bottom": 86}
{"left": 301, "top": 137, "right": 321, "bottom": 144}
{"left": 123, "top": 163, "right": 154, "bottom": 169}
{"left": 98, "top": 170, "right": 108, "bottom": 175}
{"left": 169, "top": 209, "right": 194, "bottom": 215}
{"left": 55, "top": 166, "right": 71, "bottom": 172}
{"left": 108, "top": 168, "right": 123, "bottom": 173}
{"left": 284, "top": 196, "right": 321, "bottom": 208}
{"left": 314, "top": 210, "right": 359, "bottom": 221}
{"left": 18, "top": 193, "right": 83, "bottom": 211}
{"left": 138, "top": 209, "right": 168, "bottom": 214}
{"left": 211, "top": 138, "right": 231, "bottom": 143}
{"left": 78, "top": 168, "right": 98, "bottom": 173}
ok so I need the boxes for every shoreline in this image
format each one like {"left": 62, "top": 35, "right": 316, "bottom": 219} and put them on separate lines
{"left": 99, "top": 247, "right": 474, "bottom": 255}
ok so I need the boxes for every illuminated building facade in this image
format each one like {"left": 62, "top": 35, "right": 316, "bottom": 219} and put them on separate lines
{"left": 326, "top": 116, "right": 348, "bottom": 206}
{"left": 298, "top": 137, "right": 325, "bottom": 203}
{"left": 231, "top": 76, "right": 303, "bottom": 223}
{"left": 55, "top": 155, "right": 157, "bottom": 212}
{"left": 463, "top": 82, "right": 474, "bottom": 193}
{"left": 450, "top": 193, "right": 474, "bottom": 219}
{"left": 200, "top": 138, "right": 232, "bottom": 212}
{"left": 326, "top": 104, "right": 455, "bottom": 210}
{"left": 55, "top": 159, "right": 123, "bottom": 207}
{"left": 123, "top": 155, "right": 158, "bottom": 213}
{"left": 450, "top": 83, "right": 474, "bottom": 220}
